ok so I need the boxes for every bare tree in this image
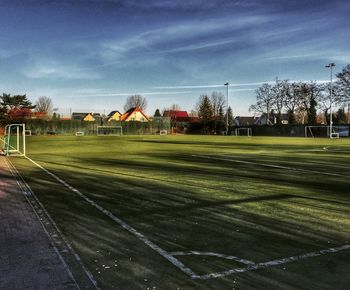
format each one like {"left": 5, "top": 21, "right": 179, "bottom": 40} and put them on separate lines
{"left": 271, "top": 79, "right": 288, "bottom": 124}
{"left": 336, "top": 64, "right": 350, "bottom": 106}
{"left": 210, "top": 91, "right": 225, "bottom": 118}
{"left": 318, "top": 83, "right": 342, "bottom": 123}
{"left": 249, "top": 83, "right": 274, "bottom": 125}
{"left": 284, "top": 82, "right": 302, "bottom": 124}
{"left": 35, "top": 96, "right": 53, "bottom": 114}
{"left": 124, "top": 95, "right": 147, "bottom": 111}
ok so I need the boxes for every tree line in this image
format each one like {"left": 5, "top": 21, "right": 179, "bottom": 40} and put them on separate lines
{"left": 190, "top": 92, "right": 233, "bottom": 134}
{"left": 0, "top": 94, "right": 54, "bottom": 125}
{"left": 249, "top": 64, "right": 350, "bottom": 125}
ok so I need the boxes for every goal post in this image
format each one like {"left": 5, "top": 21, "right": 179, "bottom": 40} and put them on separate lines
{"left": 2, "top": 124, "right": 26, "bottom": 156}
{"left": 97, "top": 126, "right": 123, "bottom": 136}
{"left": 234, "top": 127, "right": 252, "bottom": 136}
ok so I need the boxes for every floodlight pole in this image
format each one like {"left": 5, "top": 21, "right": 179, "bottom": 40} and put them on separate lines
{"left": 325, "top": 63, "right": 335, "bottom": 137}
{"left": 224, "top": 82, "right": 229, "bottom": 133}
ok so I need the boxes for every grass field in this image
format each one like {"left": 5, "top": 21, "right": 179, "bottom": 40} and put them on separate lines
{"left": 8, "top": 135, "right": 350, "bottom": 289}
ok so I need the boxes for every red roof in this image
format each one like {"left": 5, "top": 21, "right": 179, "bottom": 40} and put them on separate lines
{"left": 163, "top": 110, "right": 189, "bottom": 119}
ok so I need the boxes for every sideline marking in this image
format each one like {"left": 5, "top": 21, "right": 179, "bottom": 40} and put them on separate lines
{"left": 24, "top": 156, "right": 198, "bottom": 279}
{"left": 197, "top": 244, "right": 350, "bottom": 280}
{"left": 192, "top": 154, "right": 346, "bottom": 177}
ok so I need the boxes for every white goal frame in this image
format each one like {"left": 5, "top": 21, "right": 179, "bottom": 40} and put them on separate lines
{"left": 234, "top": 128, "right": 252, "bottom": 136}
{"left": 97, "top": 126, "right": 123, "bottom": 136}
{"left": 3, "top": 124, "right": 26, "bottom": 156}
{"left": 159, "top": 130, "right": 167, "bottom": 135}
{"left": 305, "top": 126, "right": 330, "bottom": 138}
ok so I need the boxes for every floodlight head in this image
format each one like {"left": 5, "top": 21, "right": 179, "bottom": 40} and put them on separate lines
{"left": 325, "top": 63, "right": 336, "bottom": 68}
{"left": 224, "top": 82, "right": 229, "bottom": 86}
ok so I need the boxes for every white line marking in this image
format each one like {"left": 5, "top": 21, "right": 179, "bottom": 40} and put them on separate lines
{"left": 170, "top": 251, "right": 255, "bottom": 265}
{"left": 24, "top": 156, "right": 198, "bottom": 278}
{"left": 197, "top": 244, "right": 350, "bottom": 280}
{"left": 192, "top": 154, "right": 346, "bottom": 177}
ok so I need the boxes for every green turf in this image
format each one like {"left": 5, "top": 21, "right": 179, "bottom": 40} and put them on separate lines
{"left": 9, "top": 135, "right": 350, "bottom": 289}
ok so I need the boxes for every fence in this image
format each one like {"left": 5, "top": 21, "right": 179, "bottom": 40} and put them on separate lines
{"left": 20, "top": 117, "right": 171, "bottom": 136}
{"left": 236, "top": 125, "right": 350, "bottom": 137}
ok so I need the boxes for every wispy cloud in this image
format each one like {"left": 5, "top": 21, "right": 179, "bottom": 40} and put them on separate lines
{"left": 100, "top": 14, "right": 273, "bottom": 62}
{"left": 153, "top": 82, "right": 275, "bottom": 90}
{"left": 74, "top": 91, "right": 194, "bottom": 98}
{"left": 22, "top": 61, "right": 102, "bottom": 80}
{"left": 122, "top": 0, "right": 258, "bottom": 10}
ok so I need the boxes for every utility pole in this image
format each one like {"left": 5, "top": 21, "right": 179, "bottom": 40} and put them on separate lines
{"left": 325, "top": 63, "right": 335, "bottom": 137}
{"left": 224, "top": 82, "right": 229, "bottom": 133}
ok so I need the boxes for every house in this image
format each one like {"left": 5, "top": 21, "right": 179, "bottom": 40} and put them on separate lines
{"left": 120, "top": 107, "right": 149, "bottom": 122}
{"left": 234, "top": 116, "right": 257, "bottom": 126}
{"left": 163, "top": 110, "right": 192, "bottom": 134}
{"left": 256, "top": 113, "right": 289, "bottom": 125}
{"left": 107, "top": 110, "right": 122, "bottom": 122}
{"left": 72, "top": 112, "right": 96, "bottom": 122}
{"left": 163, "top": 110, "right": 190, "bottom": 122}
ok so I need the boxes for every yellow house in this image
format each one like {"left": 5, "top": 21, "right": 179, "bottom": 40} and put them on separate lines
{"left": 83, "top": 113, "right": 95, "bottom": 122}
{"left": 107, "top": 110, "right": 122, "bottom": 122}
{"left": 120, "top": 107, "right": 149, "bottom": 122}
{"left": 72, "top": 112, "right": 96, "bottom": 122}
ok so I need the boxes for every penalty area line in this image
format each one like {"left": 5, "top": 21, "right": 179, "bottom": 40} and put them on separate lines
{"left": 196, "top": 244, "right": 350, "bottom": 280}
{"left": 24, "top": 156, "right": 198, "bottom": 279}
{"left": 170, "top": 251, "right": 255, "bottom": 265}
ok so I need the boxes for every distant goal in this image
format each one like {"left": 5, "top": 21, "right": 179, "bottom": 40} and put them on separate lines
{"left": 234, "top": 128, "right": 252, "bottom": 137}
{"left": 97, "top": 126, "right": 123, "bottom": 136}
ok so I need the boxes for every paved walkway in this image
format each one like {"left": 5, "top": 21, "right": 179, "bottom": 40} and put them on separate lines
{"left": 0, "top": 156, "right": 79, "bottom": 290}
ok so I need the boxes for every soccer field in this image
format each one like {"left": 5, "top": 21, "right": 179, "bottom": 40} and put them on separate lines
{"left": 8, "top": 135, "right": 350, "bottom": 289}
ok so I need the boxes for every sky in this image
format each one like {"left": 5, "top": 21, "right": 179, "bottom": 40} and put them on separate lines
{"left": 0, "top": 0, "right": 349, "bottom": 117}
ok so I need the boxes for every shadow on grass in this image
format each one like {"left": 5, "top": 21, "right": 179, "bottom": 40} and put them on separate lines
{"left": 10, "top": 151, "right": 350, "bottom": 290}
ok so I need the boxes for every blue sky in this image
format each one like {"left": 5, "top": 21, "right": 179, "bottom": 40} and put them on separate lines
{"left": 0, "top": 0, "right": 349, "bottom": 116}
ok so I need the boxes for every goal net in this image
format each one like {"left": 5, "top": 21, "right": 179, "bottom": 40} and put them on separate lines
{"left": 97, "top": 126, "right": 123, "bottom": 136}
{"left": 2, "top": 124, "right": 26, "bottom": 156}
{"left": 234, "top": 128, "right": 252, "bottom": 136}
